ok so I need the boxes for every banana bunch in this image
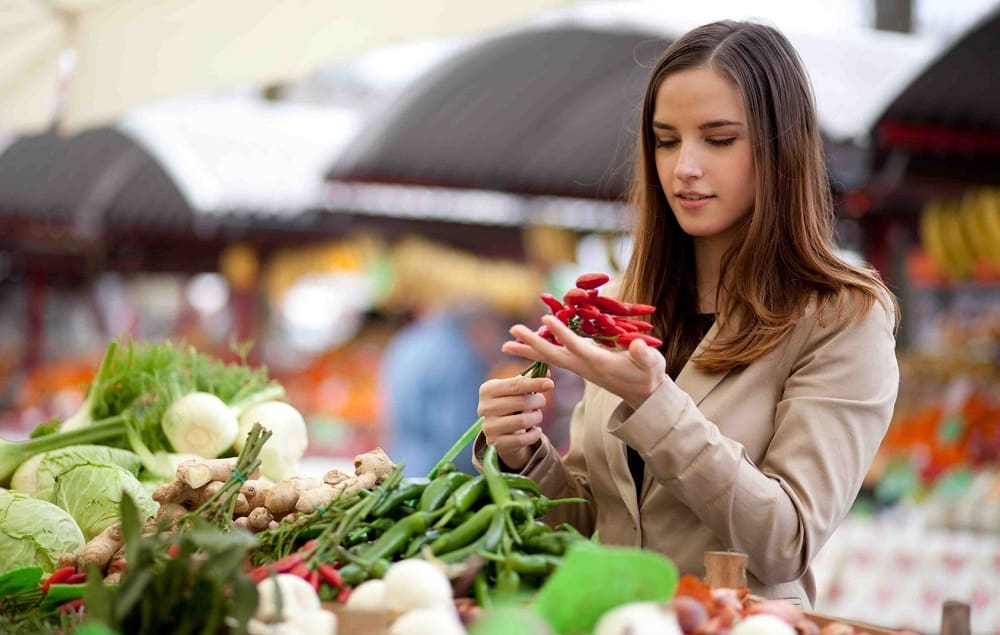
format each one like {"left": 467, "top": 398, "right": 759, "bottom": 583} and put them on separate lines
{"left": 920, "top": 187, "right": 1000, "bottom": 279}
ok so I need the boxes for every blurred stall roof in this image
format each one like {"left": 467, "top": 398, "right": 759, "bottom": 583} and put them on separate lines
{"left": 872, "top": 6, "right": 1000, "bottom": 144}
{"left": 119, "top": 96, "right": 360, "bottom": 217}
{"left": 323, "top": 2, "right": 940, "bottom": 209}
{"left": 0, "top": 95, "right": 359, "bottom": 231}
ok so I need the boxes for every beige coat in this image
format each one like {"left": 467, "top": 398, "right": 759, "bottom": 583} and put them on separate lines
{"left": 475, "top": 295, "right": 899, "bottom": 608}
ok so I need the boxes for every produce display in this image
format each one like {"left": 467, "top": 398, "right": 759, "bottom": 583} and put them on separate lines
{"left": 0, "top": 274, "right": 968, "bottom": 634}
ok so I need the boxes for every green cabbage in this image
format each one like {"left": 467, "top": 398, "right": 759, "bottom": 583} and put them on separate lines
{"left": 43, "top": 463, "right": 155, "bottom": 541}
{"left": 0, "top": 490, "right": 85, "bottom": 573}
{"left": 12, "top": 445, "right": 142, "bottom": 496}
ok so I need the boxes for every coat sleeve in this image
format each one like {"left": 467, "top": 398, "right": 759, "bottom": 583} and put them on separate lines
{"left": 472, "top": 386, "right": 597, "bottom": 534}
{"left": 608, "top": 299, "right": 899, "bottom": 584}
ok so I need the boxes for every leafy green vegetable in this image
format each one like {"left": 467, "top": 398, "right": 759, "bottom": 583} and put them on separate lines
{"left": 12, "top": 445, "right": 142, "bottom": 496}
{"left": 1, "top": 339, "right": 285, "bottom": 482}
{"left": 46, "top": 463, "right": 155, "bottom": 541}
{"left": 85, "top": 494, "right": 259, "bottom": 635}
{"left": 0, "top": 490, "right": 85, "bottom": 573}
{"left": 531, "top": 541, "right": 678, "bottom": 634}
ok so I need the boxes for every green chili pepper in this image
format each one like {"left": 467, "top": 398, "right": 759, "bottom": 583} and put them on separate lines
{"left": 437, "top": 512, "right": 505, "bottom": 564}
{"left": 505, "top": 552, "right": 561, "bottom": 576}
{"left": 524, "top": 531, "right": 583, "bottom": 556}
{"left": 450, "top": 475, "right": 488, "bottom": 514}
{"left": 360, "top": 511, "right": 433, "bottom": 563}
{"left": 430, "top": 504, "right": 497, "bottom": 554}
{"left": 403, "top": 530, "right": 441, "bottom": 558}
{"left": 519, "top": 519, "right": 552, "bottom": 540}
{"left": 371, "top": 478, "right": 430, "bottom": 517}
{"left": 337, "top": 563, "right": 366, "bottom": 586}
{"left": 533, "top": 495, "right": 589, "bottom": 516}
{"left": 498, "top": 474, "right": 542, "bottom": 496}
{"left": 418, "top": 472, "right": 472, "bottom": 512}
{"left": 496, "top": 568, "right": 520, "bottom": 596}
{"left": 482, "top": 445, "right": 512, "bottom": 506}
{"left": 473, "top": 569, "right": 493, "bottom": 610}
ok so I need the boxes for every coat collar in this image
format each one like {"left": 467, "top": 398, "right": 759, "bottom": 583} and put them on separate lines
{"left": 603, "top": 318, "right": 734, "bottom": 524}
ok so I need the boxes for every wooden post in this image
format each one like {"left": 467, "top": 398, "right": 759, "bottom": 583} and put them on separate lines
{"left": 704, "top": 551, "right": 748, "bottom": 589}
{"left": 940, "top": 600, "right": 971, "bottom": 635}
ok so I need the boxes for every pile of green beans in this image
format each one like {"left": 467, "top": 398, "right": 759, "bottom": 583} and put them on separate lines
{"left": 258, "top": 447, "right": 588, "bottom": 603}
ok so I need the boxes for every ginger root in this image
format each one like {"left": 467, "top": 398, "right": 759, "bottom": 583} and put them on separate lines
{"left": 79, "top": 522, "right": 123, "bottom": 572}
{"left": 354, "top": 448, "right": 394, "bottom": 482}
{"left": 177, "top": 457, "right": 261, "bottom": 489}
{"left": 241, "top": 479, "right": 272, "bottom": 509}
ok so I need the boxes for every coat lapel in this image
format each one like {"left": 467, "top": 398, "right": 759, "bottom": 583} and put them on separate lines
{"left": 674, "top": 319, "right": 733, "bottom": 406}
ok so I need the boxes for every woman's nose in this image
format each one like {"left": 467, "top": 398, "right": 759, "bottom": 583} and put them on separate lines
{"left": 674, "top": 144, "right": 704, "bottom": 180}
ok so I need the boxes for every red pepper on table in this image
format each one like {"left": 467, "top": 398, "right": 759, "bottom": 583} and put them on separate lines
{"left": 289, "top": 562, "right": 312, "bottom": 581}
{"left": 336, "top": 587, "right": 353, "bottom": 604}
{"left": 271, "top": 553, "right": 305, "bottom": 574}
{"left": 317, "top": 563, "right": 343, "bottom": 588}
{"left": 65, "top": 573, "right": 87, "bottom": 585}
{"left": 307, "top": 570, "right": 321, "bottom": 592}
{"left": 42, "top": 566, "right": 76, "bottom": 593}
{"left": 59, "top": 598, "right": 84, "bottom": 614}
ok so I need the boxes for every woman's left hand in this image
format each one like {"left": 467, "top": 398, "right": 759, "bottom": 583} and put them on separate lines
{"left": 503, "top": 314, "right": 668, "bottom": 410}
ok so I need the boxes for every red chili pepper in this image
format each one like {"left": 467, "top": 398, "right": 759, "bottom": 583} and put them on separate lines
{"left": 576, "top": 305, "right": 600, "bottom": 320}
{"left": 65, "top": 573, "right": 87, "bottom": 585}
{"left": 626, "top": 303, "right": 656, "bottom": 316}
{"left": 249, "top": 565, "right": 272, "bottom": 584}
{"left": 272, "top": 553, "right": 305, "bottom": 574}
{"left": 554, "top": 307, "right": 575, "bottom": 323}
{"left": 307, "top": 570, "right": 321, "bottom": 592}
{"left": 317, "top": 563, "right": 343, "bottom": 588}
{"left": 539, "top": 293, "right": 564, "bottom": 313}
{"left": 575, "top": 272, "right": 610, "bottom": 290}
{"left": 536, "top": 327, "right": 562, "bottom": 346}
{"left": 109, "top": 559, "right": 128, "bottom": 572}
{"left": 614, "top": 319, "right": 638, "bottom": 333}
{"left": 596, "top": 338, "right": 617, "bottom": 348}
{"left": 336, "top": 587, "right": 353, "bottom": 604}
{"left": 590, "top": 296, "right": 631, "bottom": 316}
{"left": 300, "top": 539, "right": 319, "bottom": 553}
{"left": 617, "top": 317, "right": 654, "bottom": 332}
{"left": 42, "top": 566, "right": 76, "bottom": 593}
{"left": 59, "top": 598, "right": 84, "bottom": 614}
{"left": 617, "top": 332, "right": 664, "bottom": 347}
{"left": 289, "top": 563, "right": 312, "bottom": 580}
{"left": 579, "top": 320, "right": 598, "bottom": 335}
{"left": 167, "top": 544, "right": 180, "bottom": 558}
{"left": 595, "top": 314, "right": 625, "bottom": 337}
{"left": 562, "top": 288, "right": 590, "bottom": 306}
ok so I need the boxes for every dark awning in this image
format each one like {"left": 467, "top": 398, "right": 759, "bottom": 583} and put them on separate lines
{"left": 326, "top": 26, "right": 668, "bottom": 201}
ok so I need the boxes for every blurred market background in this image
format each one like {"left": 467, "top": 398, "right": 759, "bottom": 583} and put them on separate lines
{"left": 1, "top": 0, "right": 999, "bottom": 631}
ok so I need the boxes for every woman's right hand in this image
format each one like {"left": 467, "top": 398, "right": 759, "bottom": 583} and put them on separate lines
{"left": 478, "top": 375, "right": 554, "bottom": 471}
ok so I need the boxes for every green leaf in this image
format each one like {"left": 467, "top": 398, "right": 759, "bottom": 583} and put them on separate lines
{"left": 0, "top": 566, "right": 43, "bottom": 597}
{"left": 531, "top": 542, "right": 678, "bottom": 634}
{"left": 39, "top": 583, "right": 89, "bottom": 612}
{"left": 71, "top": 622, "right": 120, "bottom": 635}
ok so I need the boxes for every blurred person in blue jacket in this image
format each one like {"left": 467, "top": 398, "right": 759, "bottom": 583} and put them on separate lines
{"left": 381, "top": 303, "right": 505, "bottom": 476}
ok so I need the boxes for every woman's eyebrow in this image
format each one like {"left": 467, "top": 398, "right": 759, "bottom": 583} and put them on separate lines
{"left": 652, "top": 119, "right": 744, "bottom": 131}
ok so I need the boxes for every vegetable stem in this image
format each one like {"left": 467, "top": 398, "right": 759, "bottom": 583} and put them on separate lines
{"left": 0, "top": 414, "right": 127, "bottom": 482}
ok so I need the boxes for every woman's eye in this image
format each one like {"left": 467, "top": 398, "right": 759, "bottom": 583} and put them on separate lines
{"left": 655, "top": 139, "right": 678, "bottom": 149}
{"left": 707, "top": 137, "right": 737, "bottom": 147}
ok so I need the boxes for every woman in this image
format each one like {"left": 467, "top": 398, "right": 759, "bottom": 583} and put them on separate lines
{"left": 475, "top": 20, "right": 899, "bottom": 608}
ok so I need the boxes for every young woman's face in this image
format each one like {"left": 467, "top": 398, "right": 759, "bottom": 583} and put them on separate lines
{"left": 651, "top": 66, "right": 755, "bottom": 248}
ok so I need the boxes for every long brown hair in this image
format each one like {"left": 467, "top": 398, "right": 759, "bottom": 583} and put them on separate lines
{"left": 619, "top": 20, "right": 898, "bottom": 373}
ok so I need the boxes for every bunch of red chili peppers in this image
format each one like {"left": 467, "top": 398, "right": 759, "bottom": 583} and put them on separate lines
{"left": 247, "top": 539, "right": 351, "bottom": 603}
{"left": 535, "top": 272, "right": 662, "bottom": 350}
